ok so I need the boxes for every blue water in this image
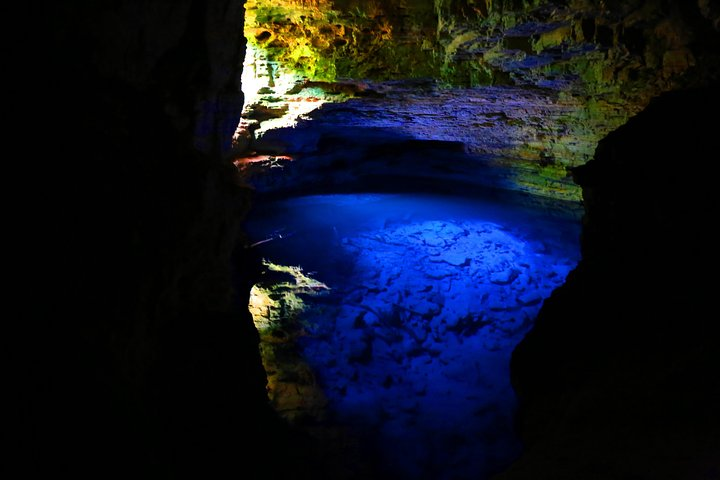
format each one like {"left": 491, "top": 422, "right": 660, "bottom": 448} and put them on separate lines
{"left": 243, "top": 192, "right": 581, "bottom": 480}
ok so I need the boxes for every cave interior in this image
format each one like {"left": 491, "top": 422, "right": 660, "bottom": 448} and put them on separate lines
{"left": 11, "top": 1, "right": 720, "bottom": 479}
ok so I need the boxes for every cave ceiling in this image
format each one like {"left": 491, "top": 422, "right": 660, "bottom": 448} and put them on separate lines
{"left": 236, "top": 0, "right": 720, "bottom": 201}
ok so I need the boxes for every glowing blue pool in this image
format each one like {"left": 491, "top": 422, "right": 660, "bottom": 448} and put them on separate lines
{"left": 243, "top": 192, "right": 581, "bottom": 480}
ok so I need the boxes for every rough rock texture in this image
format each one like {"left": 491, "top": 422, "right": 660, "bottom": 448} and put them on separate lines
{"left": 244, "top": 0, "right": 720, "bottom": 88}
{"left": 238, "top": 0, "right": 720, "bottom": 200}
{"left": 281, "top": 217, "right": 577, "bottom": 479}
{"left": 498, "top": 86, "right": 720, "bottom": 479}
{"left": 241, "top": 81, "right": 628, "bottom": 203}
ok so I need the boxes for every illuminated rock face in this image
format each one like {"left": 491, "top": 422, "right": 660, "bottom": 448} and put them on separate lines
{"left": 239, "top": 0, "right": 720, "bottom": 200}
{"left": 243, "top": 82, "right": 628, "bottom": 202}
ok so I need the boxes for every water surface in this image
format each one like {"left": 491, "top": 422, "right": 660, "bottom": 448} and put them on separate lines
{"left": 244, "top": 192, "right": 581, "bottom": 480}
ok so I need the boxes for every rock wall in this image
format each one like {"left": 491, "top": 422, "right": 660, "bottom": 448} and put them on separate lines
{"left": 10, "top": 1, "right": 327, "bottom": 478}
{"left": 239, "top": 0, "right": 720, "bottom": 200}
{"left": 497, "top": 86, "right": 720, "bottom": 479}
{"left": 10, "top": 0, "right": 720, "bottom": 478}
{"left": 241, "top": 81, "right": 625, "bottom": 204}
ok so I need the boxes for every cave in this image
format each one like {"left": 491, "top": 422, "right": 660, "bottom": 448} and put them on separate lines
{"left": 12, "top": 1, "right": 720, "bottom": 480}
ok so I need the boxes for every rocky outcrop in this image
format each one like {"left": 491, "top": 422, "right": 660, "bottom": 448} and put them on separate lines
{"left": 240, "top": 81, "right": 628, "bottom": 203}
{"left": 238, "top": 0, "right": 720, "bottom": 200}
{"left": 498, "top": 86, "right": 720, "bottom": 479}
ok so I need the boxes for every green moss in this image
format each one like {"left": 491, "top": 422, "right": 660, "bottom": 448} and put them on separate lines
{"left": 254, "top": 6, "right": 286, "bottom": 24}
{"left": 248, "top": 0, "right": 446, "bottom": 83}
{"left": 248, "top": 261, "right": 330, "bottom": 334}
{"left": 439, "top": 57, "right": 496, "bottom": 87}
{"left": 242, "top": 0, "right": 711, "bottom": 202}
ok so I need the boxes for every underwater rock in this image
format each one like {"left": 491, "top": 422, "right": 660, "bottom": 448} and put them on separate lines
{"left": 516, "top": 292, "right": 542, "bottom": 306}
{"left": 345, "top": 330, "right": 372, "bottom": 365}
{"left": 490, "top": 268, "right": 520, "bottom": 285}
{"left": 422, "top": 233, "right": 446, "bottom": 247}
{"left": 430, "top": 251, "right": 471, "bottom": 267}
{"left": 245, "top": 193, "right": 582, "bottom": 479}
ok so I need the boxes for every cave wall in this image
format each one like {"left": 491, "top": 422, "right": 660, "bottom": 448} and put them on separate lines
{"left": 58, "top": 0, "right": 248, "bottom": 156}
{"left": 239, "top": 0, "right": 720, "bottom": 200}
{"left": 10, "top": 0, "right": 720, "bottom": 478}
{"left": 10, "top": 1, "right": 326, "bottom": 478}
{"left": 245, "top": 0, "right": 720, "bottom": 88}
{"left": 498, "top": 86, "right": 720, "bottom": 479}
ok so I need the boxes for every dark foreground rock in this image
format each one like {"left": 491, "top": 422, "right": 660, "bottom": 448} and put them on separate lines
{"left": 500, "top": 86, "right": 720, "bottom": 480}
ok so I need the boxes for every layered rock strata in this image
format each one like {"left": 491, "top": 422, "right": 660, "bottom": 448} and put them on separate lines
{"left": 238, "top": 0, "right": 720, "bottom": 200}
